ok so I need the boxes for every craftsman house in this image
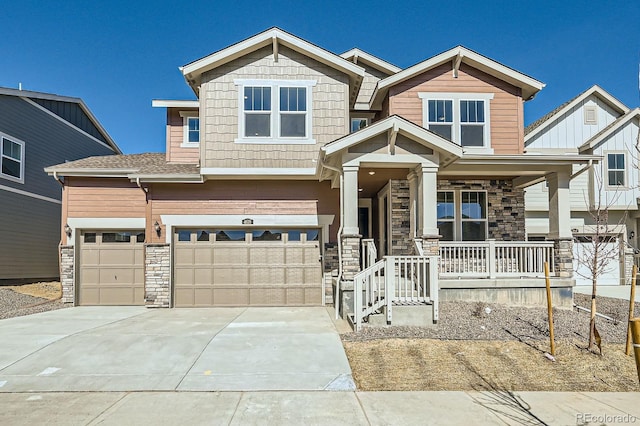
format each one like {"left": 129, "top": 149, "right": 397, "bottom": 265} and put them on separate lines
{"left": 46, "top": 28, "right": 597, "bottom": 328}
{"left": 0, "top": 87, "right": 120, "bottom": 283}
{"left": 524, "top": 86, "right": 640, "bottom": 286}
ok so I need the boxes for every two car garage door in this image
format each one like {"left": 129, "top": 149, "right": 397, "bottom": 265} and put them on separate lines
{"left": 173, "top": 229, "right": 322, "bottom": 307}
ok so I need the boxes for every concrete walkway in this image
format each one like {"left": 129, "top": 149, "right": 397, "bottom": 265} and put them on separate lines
{"left": 574, "top": 284, "right": 640, "bottom": 302}
{"left": 0, "top": 306, "right": 354, "bottom": 392}
{"left": 1, "top": 390, "right": 638, "bottom": 425}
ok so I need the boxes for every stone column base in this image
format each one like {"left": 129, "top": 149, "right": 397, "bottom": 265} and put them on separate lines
{"left": 340, "top": 234, "right": 361, "bottom": 282}
{"left": 60, "top": 245, "right": 75, "bottom": 304}
{"left": 553, "top": 239, "right": 574, "bottom": 278}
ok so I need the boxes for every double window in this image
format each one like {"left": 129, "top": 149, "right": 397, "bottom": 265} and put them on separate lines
{"left": 419, "top": 93, "right": 493, "bottom": 150}
{"left": 1, "top": 134, "right": 25, "bottom": 183}
{"left": 606, "top": 152, "right": 625, "bottom": 187}
{"left": 235, "top": 79, "right": 316, "bottom": 144}
{"left": 437, "top": 190, "right": 487, "bottom": 241}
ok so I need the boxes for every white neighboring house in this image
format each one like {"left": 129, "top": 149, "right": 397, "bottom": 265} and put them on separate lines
{"left": 524, "top": 85, "right": 640, "bottom": 285}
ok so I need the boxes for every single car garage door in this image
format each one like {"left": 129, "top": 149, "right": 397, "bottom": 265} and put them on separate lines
{"left": 573, "top": 236, "right": 621, "bottom": 286}
{"left": 78, "top": 230, "right": 145, "bottom": 305}
{"left": 174, "top": 229, "right": 322, "bottom": 307}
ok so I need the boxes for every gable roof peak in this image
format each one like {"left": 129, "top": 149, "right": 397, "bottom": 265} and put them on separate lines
{"left": 180, "top": 27, "right": 365, "bottom": 105}
{"left": 369, "top": 45, "right": 545, "bottom": 109}
{"left": 524, "top": 85, "right": 630, "bottom": 143}
{"left": 340, "top": 48, "right": 401, "bottom": 75}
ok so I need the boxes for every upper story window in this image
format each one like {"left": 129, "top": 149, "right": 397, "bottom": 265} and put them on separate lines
{"left": 1, "top": 134, "right": 25, "bottom": 183}
{"left": 437, "top": 190, "right": 487, "bottom": 241}
{"left": 235, "top": 79, "right": 316, "bottom": 144}
{"left": 179, "top": 111, "right": 199, "bottom": 147}
{"left": 606, "top": 152, "right": 625, "bottom": 187}
{"left": 419, "top": 93, "right": 494, "bottom": 152}
{"left": 351, "top": 118, "right": 369, "bottom": 133}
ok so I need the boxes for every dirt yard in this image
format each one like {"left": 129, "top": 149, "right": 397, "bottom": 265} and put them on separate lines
{"left": 0, "top": 281, "right": 66, "bottom": 320}
{"left": 343, "top": 296, "right": 640, "bottom": 392}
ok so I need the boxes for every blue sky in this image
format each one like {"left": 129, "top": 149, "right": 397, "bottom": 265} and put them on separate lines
{"left": 2, "top": 0, "right": 638, "bottom": 154}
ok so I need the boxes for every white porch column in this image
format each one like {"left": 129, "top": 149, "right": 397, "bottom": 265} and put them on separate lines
{"left": 342, "top": 165, "right": 360, "bottom": 235}
{"left": 418, "top": 164, "right": 439, "bottom": 238}
{"left": 547, "top": 168, "right": 574, "bottom": 278}
{"left": 547, "top": 168, "right": 572, "bottom": 240}
{"left": 407, "top": 170, "right": 418, "bottom": 238}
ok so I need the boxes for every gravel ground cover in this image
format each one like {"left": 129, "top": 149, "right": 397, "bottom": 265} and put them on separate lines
{"left": 342, "top": 293, "right": 640, "bottom": 344}
{"left": 0, "top": 286, "right": 67, "bottom": 320}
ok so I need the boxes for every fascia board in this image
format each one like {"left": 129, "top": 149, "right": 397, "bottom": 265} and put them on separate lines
{"left": 151, "top": 100, "right": 199, "bottom": 108}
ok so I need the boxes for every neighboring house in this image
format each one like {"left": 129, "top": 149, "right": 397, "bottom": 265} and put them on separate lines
{"left": 524, "top": 86, "right": 640, "bottom": 286}
{"left": 45, "top": 28, "right": 597, "bottom": 327}
{"left": 0, "top": 87, "right": 121, "bottom": 283}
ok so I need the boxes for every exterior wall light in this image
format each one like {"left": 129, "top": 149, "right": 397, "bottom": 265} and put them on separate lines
{"left": 64, "top": 224, "right": 72, "bottom": 237}
{"left": 154, "top": 221, "right": 162, "bottom": 236}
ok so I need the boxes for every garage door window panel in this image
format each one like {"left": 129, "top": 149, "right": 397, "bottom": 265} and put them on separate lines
{"left": 84, "top": 233, "right": 97, "bottom": 243}
{"left": 102, "top": 232, "right": 132, "bottom": 243}
{"left": 214, "top": 230, "right": 246, "bottom": 241}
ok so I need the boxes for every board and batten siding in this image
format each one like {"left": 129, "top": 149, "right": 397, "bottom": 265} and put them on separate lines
{"left": 200, "top": 45, "right": 350, "bottom": 169}
{"left": 525, "top": 94, "right": 622, "bottom": 150}
{"left": 386, "top": 63, "right": 524, "bottom": 154}
{"left": 147, "top": 180, "right": 339, "bottom": 244}
{"left": 0, "top": 95, "right": 116, "bottom": 200}
{"left": 0, "top": 190, "right": 61, "bottom": 280}
{"left": 165, "top": 108, "right": 199, "bottom": 164}
{"left": 524, "top": 163, "right": 591, "bottom": 211}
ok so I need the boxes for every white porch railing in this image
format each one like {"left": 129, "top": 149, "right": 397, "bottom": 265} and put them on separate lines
{"left": 353, "top": 255, "right": 439, "bottom": 331}
{"left": 439, "top": 240, "right": 555, "bottom": 278}
{"left": 361, "top": 238, "right": 377, "bottom": 269}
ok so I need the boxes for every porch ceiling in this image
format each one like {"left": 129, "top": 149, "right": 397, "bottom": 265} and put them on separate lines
{"left": 357, "top": 167, "right": 409, "bottom": 198}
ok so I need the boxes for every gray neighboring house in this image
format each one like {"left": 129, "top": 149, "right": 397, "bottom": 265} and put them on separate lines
{"left": 0, "top": 87, "right": 121, "bottom": 283}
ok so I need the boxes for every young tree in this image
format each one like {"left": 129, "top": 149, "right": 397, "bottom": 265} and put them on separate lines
{"left": 573, "top": 165, "right": 627, "bottom": 355}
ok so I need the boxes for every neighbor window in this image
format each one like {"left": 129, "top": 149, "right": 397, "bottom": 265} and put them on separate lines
{"left": 180, "top": 112, "right": 199, "bottom": 146}
{"left": 420, "top": 93, "right": 493, "bottom": 150}
{"left": 236, "top": 79, "right": 316, "bottom": 143}
{"left": 437, "top": 190, "right": 488, "bottom": 241}
{"left": 1, "top": 135, "right": 24, "bottom": 182}
{"left": 607, "top": 153, "right": 625, "bottom": 186}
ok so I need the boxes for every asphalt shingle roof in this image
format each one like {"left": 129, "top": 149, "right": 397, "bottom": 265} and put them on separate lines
{"left": 46, "top": 153, "right": 200, "bottom": 175}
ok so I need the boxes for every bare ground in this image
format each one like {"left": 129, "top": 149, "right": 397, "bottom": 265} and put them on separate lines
{"left": 342, "top": 294, "right": 640, "bottom": 392}
{"left": 0, "top": 282, "right": 67, "bottom": 320}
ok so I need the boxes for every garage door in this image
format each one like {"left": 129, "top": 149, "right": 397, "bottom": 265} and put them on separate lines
{"left": 573, "top": 238, "right": 621, "bottom": 286}
{"left": 79, "top": 231, "right": 145, "bottom": 305}
{"left": 174, "top": 229, "right": 322, "bottom": 307}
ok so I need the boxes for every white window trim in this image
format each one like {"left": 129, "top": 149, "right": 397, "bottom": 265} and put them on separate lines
{"left": 234, "top": 79, "right": 317, "bottom": 145}
{"left": 0, "top": 132, "right": 25, "bottom": 184}
{"left": 179, "top": 111, "right": 199, "bottom": 148}
{"left": 350, "top": 113, "right": 375, "bottom": 133}
{"left": 418, "top": 92, "right": 494, "bottom": 153}
{"left": 437, "top": 190, "right": 488, "bottom": 241}
{"left": 604, "top": 150, "right": 627, "bottom": 190}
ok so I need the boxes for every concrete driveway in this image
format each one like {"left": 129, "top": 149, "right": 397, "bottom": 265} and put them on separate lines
{"left": 0, "top": 306, "right": 355, "bottom": 392}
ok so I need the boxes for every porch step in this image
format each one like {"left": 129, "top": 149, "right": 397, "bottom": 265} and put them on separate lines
{"left": 366, "top": 304, "right": 436, "bottom": 328}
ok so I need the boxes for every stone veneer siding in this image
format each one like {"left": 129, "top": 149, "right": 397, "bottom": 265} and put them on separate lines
{"left": 438, "top": 179, "right": 526, "bottom": 241}
{"left": 323, "top": 242, "right": 339, "bottom": 304}
{"left": 145, "top": 244, "right": 171, "bottom": 308}
{"left": 60, "top": 245, "right": 75, "bottom": 304}
{"left": 390, "top": 180, "right": 413, "bottom": 255}
{"left": 340, "top": 234, "right": 361, "bottom": 283}
{"left": 553, "top": 239, "right": 574, "bottom": 278}
{"left": 624, "top": 246, "right": 635, "bottom": 285}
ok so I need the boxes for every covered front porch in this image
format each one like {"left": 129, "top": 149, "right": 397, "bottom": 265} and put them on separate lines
{"left": 319, "top": 116, "right": 598, "bottom": 329}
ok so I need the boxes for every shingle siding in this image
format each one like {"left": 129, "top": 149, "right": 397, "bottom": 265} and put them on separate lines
{"left": 200, "top": 45, "right": 349, "bottom": 169}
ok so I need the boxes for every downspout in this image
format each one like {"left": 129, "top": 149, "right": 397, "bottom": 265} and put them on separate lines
{"left": 319, "top": 156, "right": 344, "bottom": 319}
{"left": 52, "top": 171, "right": 64, "bottom": 187}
